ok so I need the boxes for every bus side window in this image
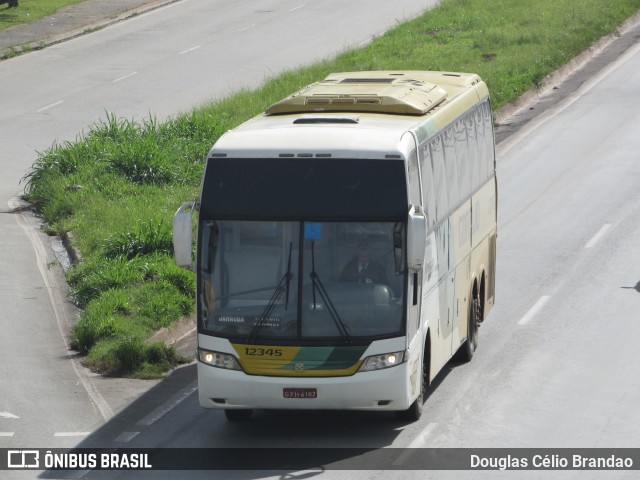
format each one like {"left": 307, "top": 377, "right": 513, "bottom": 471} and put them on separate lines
{"left": 420, "top": 143, "right": 437, "bottom": 227}
{"left": 408, "top": 149, "right": 422, "bottom": 208}
{"left": 435, "top": 220, "right": 450, "bottom": 279}
{"left": 443, "top": 128, "right": 459, "bottom": 209}
{"left": 483, "top": 101, "right": 496, "bottom": 175}
{"left": 466, "top": 112, "right": 481, "bottom": 192}
{"left": 430, "top": 136, "right": 448, "bottom": 222}
{"left": 475, "top": 108, "right": 489, "bottom": 181}
{"left": 454, "top": 118, "right": 470, "bottom": 199}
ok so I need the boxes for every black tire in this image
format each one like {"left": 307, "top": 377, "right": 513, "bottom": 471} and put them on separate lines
{"left": 224, "top": 409, "right": 253, "bottom": 421}
{"left": 460, "top": 295, "right": 480, "bottom": 362}
{"left": 395, "top": 363, "right": 425, "bottom": 422}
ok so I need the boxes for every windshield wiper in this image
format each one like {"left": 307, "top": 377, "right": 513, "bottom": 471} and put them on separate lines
{"left": 309, "top": 241, "right": 351, "bottom": 344}
{"left": 249, "top": 242, "right": 294, "bottom": 342}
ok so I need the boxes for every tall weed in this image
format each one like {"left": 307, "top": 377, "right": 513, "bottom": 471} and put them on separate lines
{"left": 67, "top": 256, "right": 146, "bottom": 308}
{"left": 102, "top": 220, "right": 173, "bottom": 259}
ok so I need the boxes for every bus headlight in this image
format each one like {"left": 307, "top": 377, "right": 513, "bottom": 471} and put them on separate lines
{"left": 358, "top": 351, "right": 405, "bottom": 372}
{"left": 198, "top": 348, "right": 242, "bottom": 371}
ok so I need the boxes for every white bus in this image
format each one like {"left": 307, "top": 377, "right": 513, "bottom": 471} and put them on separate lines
{"left": 173, "top": 71, "right": 497, "bottom": 421}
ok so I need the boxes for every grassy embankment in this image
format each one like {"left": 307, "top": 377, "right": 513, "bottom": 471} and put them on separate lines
{"left": 22, "top": 0, "right": 640, "bottom": 377}
{"left": 1, "top": 0, "right": 87, "bottom": 56}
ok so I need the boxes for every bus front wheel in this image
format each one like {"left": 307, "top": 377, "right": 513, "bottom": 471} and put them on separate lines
{"left": 395, "top": 363, "right": 425, "bottom": 422}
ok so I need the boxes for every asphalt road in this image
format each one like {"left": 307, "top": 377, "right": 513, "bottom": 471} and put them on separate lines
{"left": 2, "top": 1, "right": 640, "bottom": 479}
{"left": 0, "top": 0, "right": 438, "bottom": 465}
{"left": 56, "top": 14, "right": 640, "bottom": 480}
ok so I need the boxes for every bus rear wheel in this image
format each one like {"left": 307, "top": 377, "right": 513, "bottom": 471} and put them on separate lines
{"left": 460, "top": 295, "right": 480, "bottom": 362}
{"left": 224, "top": 409, "right": 253, "bottom": 421}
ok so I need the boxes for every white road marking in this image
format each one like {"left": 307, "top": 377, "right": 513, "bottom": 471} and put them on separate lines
{"left": 136, "top": 383, "right": 197, "bottom": 426}
{"left": 179, "top": 45, "right": 201, "bottom": 55}
{"left": 112, "top": 72, "right": 138, "bottom": 83}
{"left": 585, "top": 224, "right": 612, "bottom": 249}
{"left": 175, "top": 326, "right": 196, "bottom": 343}
{"left": 0, "top": 411, "right": 19, "bottom": 419}
{"left": 114, "top": 431, "right": 140, "bottom": 443}
{"left": 518, "top": 296, "right": 551, "bottom": 326}
{"left": 36, "top": 100, "right": 63, "bottom": 113}
{"left": 392, "top": 423, "right": 438, "bottom": 465}
{"left": 0, "top": 432, "right": 15, "bottom": 437}
{"left": 289, "top": 5, "right": 306, "bottom": 12}
{"left": 54, "top": 432, "right": 90, "bottom": 437}
{"left": 405, "top": 422, "right": 438, "bottom": 449}
{"left": 236, "top": 24, "right": 256, "bottom": 32}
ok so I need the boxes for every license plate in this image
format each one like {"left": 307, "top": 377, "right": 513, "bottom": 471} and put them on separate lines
{"left": 283, "top": 388, "right": 317, "bottom": 399}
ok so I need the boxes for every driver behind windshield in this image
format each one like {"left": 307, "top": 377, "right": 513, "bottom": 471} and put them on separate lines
{"left": 339, "top": 243, "right": 387, "bottom": 285}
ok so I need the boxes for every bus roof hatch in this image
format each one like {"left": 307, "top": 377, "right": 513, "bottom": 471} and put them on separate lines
{"left": 266, "top": 72, "right": 449, "bottom": 116}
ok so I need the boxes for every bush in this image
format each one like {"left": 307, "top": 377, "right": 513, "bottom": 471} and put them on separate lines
{"left": 67, "top": 256, "right": 146, "bottom": 308}
{"left": 111, "top": 335, "right": 146, "bottom": 374}
{"left": 85, "top": 335, "right": 146, "bottom": 376}
{"left": 142, "top": 255, "right": 196, "bottom": 296}
{"left": 72, "top": 314, "right": 119, "bottom": 354}
{"left": 102, "top": 220, "right": 173, "bottom": 259}
{"left": 130, "top": 281, "right": 194, "bottom": 329}
{"left": 71, "top": 289, "right": 132, "bottom": 352}
{"left": 70, "top": 265, "right": 193, "bottom": 354}
{"left": 145, "top": 342, "right": 180, "bottom": 366}
{"left": 83, "top": 335, "right": 184, "bottom": 377}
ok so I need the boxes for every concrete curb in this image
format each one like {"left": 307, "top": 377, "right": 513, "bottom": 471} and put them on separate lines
{"left": 61, "top": 231, "right": 83, "bottom": 264}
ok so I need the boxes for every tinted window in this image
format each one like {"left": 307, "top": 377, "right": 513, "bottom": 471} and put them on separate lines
{"left": 201, "top": 158, "right": 408, "bottom": 221}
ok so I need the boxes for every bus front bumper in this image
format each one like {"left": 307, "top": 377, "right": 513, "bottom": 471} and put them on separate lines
{"left": 197, "top": 360, "right": 418, "bottom": 412}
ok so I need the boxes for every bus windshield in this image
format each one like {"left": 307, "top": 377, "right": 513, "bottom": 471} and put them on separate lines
{"left": 199, "top": 220, "right": 405, "bottom": 341}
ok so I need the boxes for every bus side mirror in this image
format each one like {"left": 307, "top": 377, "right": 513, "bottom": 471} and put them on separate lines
{"left": 173, "top": 201, "right": 196, "bottom": 269}
{"left": 407, "top": 205, "right": 426, "bottom": 271}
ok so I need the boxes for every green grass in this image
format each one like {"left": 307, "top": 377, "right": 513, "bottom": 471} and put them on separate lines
{"left": 22, "top": 0, "right": 640, "bottom": 377}
{"left": 84, "top": 335, "right": 183, "bottom": 378}
{"left": 0, "top": 0, "right": 87, "bottom": 31}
